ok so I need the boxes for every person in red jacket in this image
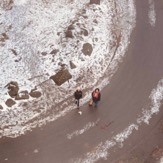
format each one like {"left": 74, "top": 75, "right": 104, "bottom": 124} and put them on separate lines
{"left": 92, "top": 88, "right": 101, "bottom": 107}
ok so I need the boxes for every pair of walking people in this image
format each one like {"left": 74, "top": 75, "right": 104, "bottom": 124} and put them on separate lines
{"left": 74, "top": 87, "right": 101, "bottom": 114}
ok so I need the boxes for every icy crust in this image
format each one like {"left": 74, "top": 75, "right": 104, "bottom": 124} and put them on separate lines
{"left": 0, "top": 0, "right": 136, "bottom": 138}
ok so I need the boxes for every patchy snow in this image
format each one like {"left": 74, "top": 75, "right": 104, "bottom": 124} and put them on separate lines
{"left": 67, "top": 119, "right": 100, "bottom": 140}
{"left": 148, "top": 0, "right": 156, "bottom": 27}
{"left": 73, "top": 78, "right": 163, "bottom": 162}
{"left": 73, "top": 124, "right": 138, "bottom": 163}
{"left": 0, "top": 0, "right": 136, "bottom": 138}
{"left": 159, "top": 157, "right": 163, "bottom": 163}
{"left": 137, "top": 79, "right": 163, "bottom": 124}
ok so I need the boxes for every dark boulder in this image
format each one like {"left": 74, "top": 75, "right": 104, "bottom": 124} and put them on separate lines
{"left": 50, "top": 69, "right": 72, "bottom": 86}
{"left": 29, "top": 90, "right": 42, "bottom": 98}
{"left": 50, "top": 49, "right": 59, "bottom": 55}
{"left": 70, "top": 61, "right": 77, "bottom": 69}
{"left": 5, "top": 98, "right": 16, "bottom": 107}
{"left": 65, "top": 30, "right": 73, "bottom": 38}
{"left": 82, "top": 28, "right": 89, "bottom": 36}
{"left": 90, "top": 0, "right": 100, "bottom": 5}
{"left": 82, "top": 43, "right": 93, "bottom": 56}
{"left": 41, "top": 52, "right": 47, "bottom": 56}
{"left": 7, "top": 81, "right": 19, "bottom": 97}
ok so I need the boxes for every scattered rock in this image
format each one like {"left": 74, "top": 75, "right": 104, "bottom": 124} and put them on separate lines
{"left": 15, "top": 90, "right": 29, "bottom": 100}
{"left": 0, "top": 105, "right": 3, "bottom": 110}
{"left": 57, "top": 32, "right": 61, "bottom": 36}
{"left": 14, "top": 57, "right": 22, "bottom": 62}
{"left": 90, "top": 0, "right": 100, "bottom": 5}
{"left": 5, "top": 98, "right": 16, "bottom": 107}
{"left": 0, "top": 33, "right": 9, "bottom": 43}
{"left": 93, "top": 19, "right": 98, "bottom": 24}
{"left": 50, "top": 69, "right": 72, "bottom": 86}
{"left": 82, "top": 43, "right": 93, "bottom": 56}
{"left": 41, "top": 52, "right": 47, "bottom": 56}
{"left": 70, "top": 61, "right": 77, "bottom": 69}
{"left": 65, "top": 30, "right": 73, "bottom": 38}
{"left": 7, "top": 81, "right": 19, "bottom": 97}
{"left": 82, "top": 28, "right": 89, "bottom": 36}
{"left": 29, "top": 90, "right": 42, "bottom": 98}
{"left": 50, "top": 49, "right": 58, "bottom": 55}
{"left": 9, "top": 49, "right": 17, "bottom": 56}
{"left": 68, "top": 24, "right": 74, "bottom": 30}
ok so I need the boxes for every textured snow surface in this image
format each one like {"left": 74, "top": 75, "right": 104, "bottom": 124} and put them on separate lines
{"left": 0, "top": 0, "right": 136, "bottom": 138}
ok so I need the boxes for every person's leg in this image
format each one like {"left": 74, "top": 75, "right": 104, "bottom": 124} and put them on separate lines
{"left": 94, "top": 101, "right": 98, "bottom": 107}
{"left": 77, "top": 99, "right": 82, "bottom": 115}
{"left": 77, "top": 99, "right": 79, "bottom": 108}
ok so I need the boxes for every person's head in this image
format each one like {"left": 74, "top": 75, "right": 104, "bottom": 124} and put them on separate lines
{"left": 77, "top": 87, "right": 81, "bottom": 91}
{"left": 95, "top": 88, "right": 100, "bottom": 93}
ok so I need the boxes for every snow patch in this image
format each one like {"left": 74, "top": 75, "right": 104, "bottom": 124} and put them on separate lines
{"left": 14, "top": 0, "right": 29, "bottom": 6}
{"left": 73, "top": 78, "right": 163, "bottom": 162}
{"left": 67, "top": 119, "right": 100, "bottom": 140}
{"left": 159, "top": 157, "right": 163, "bottom": 163}
{"left": 73, "top": 124, "right": 138, "bottom": 163}
{"left": 148, "top": 0, "right": 156, "bottom": 27}
{"left": 137, "top": 79, "right": 163, "bottom": 124}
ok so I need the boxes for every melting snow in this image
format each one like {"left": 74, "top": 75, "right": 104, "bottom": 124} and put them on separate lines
{"left": 148, "top": 0, "right": 156, "bottom": 27}
{"left": 73, "top": 78, "right": 163, "bottom": 162}
{"left": 0, "top": 0, "right": 136, "bottom": 138}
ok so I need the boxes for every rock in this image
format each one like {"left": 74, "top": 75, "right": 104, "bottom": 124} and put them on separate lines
{"left": 29, "top": 90, "right": 42, "bottom": 98}
{"left": 90, "top": 0, "right": 100, "bottom": 5}
{"left": 81, "top": 28, "right": 88, "bottom": 36}
{"left": 5, "top": 99, "right": 16, "bottom": 107}
{"left": 10, "top": 49, "right": 17, "bottom": 56}
{"left": 68, "top": 24, "right": 74, "bottom": 30}
{"left": 93, "top": 19, "right": 98, "bottom": 24}
{"left": 15, "top": 90, "right": 29, "bottom": 100}
{"left": 82, "top": 43, "right": 93, "bottom": 56}
{"left": 70, "top": 61, "right": 76, "bottom": 69}
{"left": 65, "top": 30, "right": 73, "bottom": 38}
{"left": 7, "top": 81, "right": 19, "bottom": 97}
{"left": 0, "top": 33, "right": 9, "bottom": 43}
{"left": 50, "top": 49, "right": 58, "bottom": 55}
{"left": 50, "top": 69, "right": 72, "bottom": 86}
{"left": 41, "top": 52, "right": 47, "bottom": 56}
{"left": 0, "top": 105, "right": 3, "bottom": 110}
{"left": 83, "top": 29, "right": 88, "bottom": 36}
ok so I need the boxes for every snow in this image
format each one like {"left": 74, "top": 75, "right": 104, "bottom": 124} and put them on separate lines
{"left": 67, "top": 119, "right": 100, "bottom": 140}
{"left": 160, "top": 157, "right": 163, "bottom": 163}
{"left": 73, "top": 124, "right": 138, "bottom": 163}
{"left": 148, "top": 0, "right": 156, "bottom": 27}
{"left": 72, "top": 77, "right": 163, "bottom": 162}
{"left": 0, "top": 0, "right": 136, "bottom": 138}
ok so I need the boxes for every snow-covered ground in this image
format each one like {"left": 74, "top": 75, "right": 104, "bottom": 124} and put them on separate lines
{"left": 0, "top": 0, "right": 136, "bottom": 138}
